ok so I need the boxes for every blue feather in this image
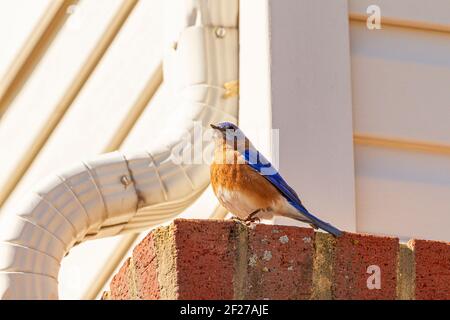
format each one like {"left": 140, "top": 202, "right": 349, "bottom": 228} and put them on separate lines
{"left": 243, "top": 148, "right": 342, "bottom": 237}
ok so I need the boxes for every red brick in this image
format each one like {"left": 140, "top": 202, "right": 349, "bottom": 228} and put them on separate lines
{"left": 132, "top": 232, "right": 160, "bottom": 300}
{"left": 332, "top": 232, "right": 398, "bottom": 300}
{"left": 246, "top": 224, "right": 314, "bottom": 300}
{"left": 173, "top": 219, "right": 237, "bottom": 300}
{"left": 411, "top": 239, "right": 450, "bottom": 300}
{"left": 110, "top": 219, "right": 436, "bottom": 301}
{"left": 110, "top": 257, "right": 133, "bottom": 300}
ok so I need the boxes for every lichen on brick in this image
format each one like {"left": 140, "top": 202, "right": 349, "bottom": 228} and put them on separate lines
{"left": 248, "top": 253, "right": 258, "bottom": 267}
{"left": 279, "top": 235, "right": 289, "bottom": 244}
{"left": 262, "top": 250, "right": 272, "bottom": 261}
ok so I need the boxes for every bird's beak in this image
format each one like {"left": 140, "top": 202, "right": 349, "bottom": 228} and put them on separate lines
{"left": 210, "top": 124, "right": 222, "bottom": 131}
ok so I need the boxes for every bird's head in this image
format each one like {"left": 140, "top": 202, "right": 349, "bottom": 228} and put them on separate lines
{"left": 210, "top": 122, "right": 247, "bottom": 149}
{"left": 210, "top": 122, "right": 239, "bottom": 132}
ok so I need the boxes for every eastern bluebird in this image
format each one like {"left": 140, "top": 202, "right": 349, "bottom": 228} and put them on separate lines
{"left": 210, "top": 122, "right": 343, "bottom": 237}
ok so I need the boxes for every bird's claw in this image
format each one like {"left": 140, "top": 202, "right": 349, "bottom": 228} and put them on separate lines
{"left": 244, "top": 217, "right": 260, "bottom": 226}
{"left": 231, "top": 216, "right": 245, "bottom": 223}
{"left": 244, "top": 215, "right": 261, "bottom": 226}
{"left": 231, "top": 215, "right": 261, "bottom": 226}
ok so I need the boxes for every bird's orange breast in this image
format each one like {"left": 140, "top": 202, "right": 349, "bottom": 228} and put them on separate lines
{"left": 210, "top": 159, "right": 280, "bottom": 209}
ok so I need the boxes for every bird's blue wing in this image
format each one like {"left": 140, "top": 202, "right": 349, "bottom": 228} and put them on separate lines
{"left": 242, "top": 149, "right": 309, "bottom": 213}
{"left": 242, "top": 148, "right": 343, "bottom": 237}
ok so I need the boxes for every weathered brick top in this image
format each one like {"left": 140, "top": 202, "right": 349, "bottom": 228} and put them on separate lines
{"left": 105, "top": 219, "right": 450, "bottom": 300}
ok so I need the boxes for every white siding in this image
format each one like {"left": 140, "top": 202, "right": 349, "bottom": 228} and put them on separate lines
{"left": 0, "top": 0, "right": 52, "bottom": 80}
{"left": 349, "top": 3, "right": 450, "bottom": 241}
{"left": 349, "top": 0, "right": 450, "bottom": 31}
{"left": 0, "top": 0, "right": 163, "bottom": 299}
{"left": 0, "top": 0, "right": 125, "bottom": 207}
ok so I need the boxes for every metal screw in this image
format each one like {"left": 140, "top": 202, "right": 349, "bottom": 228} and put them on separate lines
{"left": 120, "top": 175, "right": 132, "bottom": 188}
{"left": 215, "top": 27, "right": 226, "bottom": 38}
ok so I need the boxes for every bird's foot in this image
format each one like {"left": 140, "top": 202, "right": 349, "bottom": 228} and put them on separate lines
{"left": 231, "top": 215, "right": 259, "bottom": 226}
{"left": 231, "top": 216, "right": 248, "bottom": 225}
{"left": 243, "top": 209, "right": 262, "bottom": 226}
{"left": 244, "top": 216, "right": 261, "bottom": 226}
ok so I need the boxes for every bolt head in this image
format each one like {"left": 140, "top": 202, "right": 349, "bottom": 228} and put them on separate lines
{"left": 215, "top": 27, "right": 226, "bottom": 38}
{"left": 120, "top": 175, "right": 131, "bottom": 187}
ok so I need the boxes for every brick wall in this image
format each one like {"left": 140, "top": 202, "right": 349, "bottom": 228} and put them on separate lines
{"left": 105, "top": 219, "right": 450, "bottom": 300}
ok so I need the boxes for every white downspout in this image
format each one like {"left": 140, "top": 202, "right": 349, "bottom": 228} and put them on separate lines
{"left": 0, "top": 0, "right": 238, "bottom": 299}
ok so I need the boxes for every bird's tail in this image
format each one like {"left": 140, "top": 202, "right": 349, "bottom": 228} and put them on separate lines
{"left": 289, "top": 202, "right": 343, "bottom": 237}
{"left": 306, "top": 216, "right": 343, "bottom": 238}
